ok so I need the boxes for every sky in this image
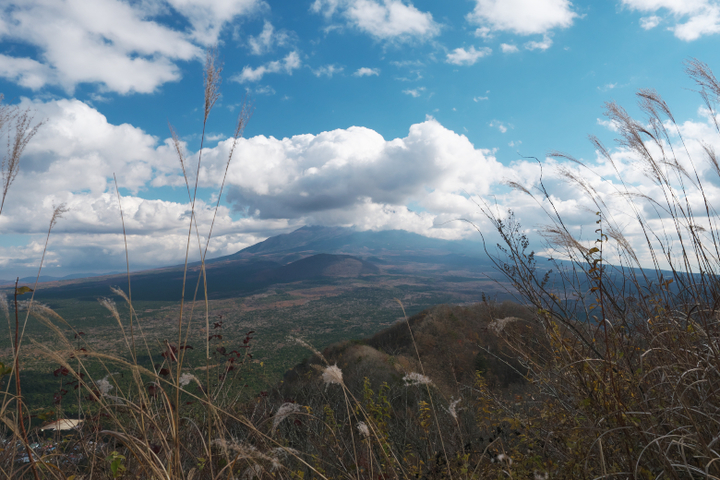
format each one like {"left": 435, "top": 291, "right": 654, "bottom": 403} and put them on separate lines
{"left": 1, "top": 0, "right": 720, "bottom": 278}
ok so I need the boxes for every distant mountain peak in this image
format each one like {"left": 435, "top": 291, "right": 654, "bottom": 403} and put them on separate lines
{"left": 228, "top": 225, "right": 482, "bottom": 260}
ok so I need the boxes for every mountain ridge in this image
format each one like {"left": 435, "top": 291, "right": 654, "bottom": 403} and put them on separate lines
{"left": 0, "top": 226, "right": 497, "bottom": 302}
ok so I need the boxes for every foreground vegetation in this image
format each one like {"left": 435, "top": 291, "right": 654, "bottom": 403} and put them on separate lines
{"left": 2, "top": 54, "right": 720, "bottom": 478}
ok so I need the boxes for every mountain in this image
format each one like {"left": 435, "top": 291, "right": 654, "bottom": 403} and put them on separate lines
{"left": 223, "top": 225, "right": 486, "bottom": 261}
{"left": 0, "top": 272, "right": 122, "bottom": 287}
{"left": 0, "top": 226, "right": 503, "bottom": 302}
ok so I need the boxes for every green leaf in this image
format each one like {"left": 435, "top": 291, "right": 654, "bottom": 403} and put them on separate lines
{"left": 16, "top": 286, "right": 33, "bottom": 295}
{"left": 107, "top": 451, "right": 126, "bottom": 478}
{"left": 588, "top": 247, "right": 600, "bottom": 255}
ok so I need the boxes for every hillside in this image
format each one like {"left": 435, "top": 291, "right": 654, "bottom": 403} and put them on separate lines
{"left": 1, "top": 226, "right": 515, "bottom": 411}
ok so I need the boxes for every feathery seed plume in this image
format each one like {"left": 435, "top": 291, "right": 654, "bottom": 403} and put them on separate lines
{"left": 322, "top": 364, "right": 343, "bottom": 386}
{"left": 447, "top": 397, "right": 462, "bottom": 420}
{"left": 403, "top": 372, "right": 433, "bottom": 387}
{"left": 96, "top": 375, "right": 114, "bottom": 395}
{"left": 489, "top": 316, "right": 520, "bottom": 335}
{"left": 272, "top": 403, "right": 301, "bottom": 431}
{"left": 179, "top": 373, "right": 197, "bottom": 387}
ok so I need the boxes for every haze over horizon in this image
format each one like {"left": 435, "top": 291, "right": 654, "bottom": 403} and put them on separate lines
{"left": 2, "top": 0, "right": 720, "bottom": 278}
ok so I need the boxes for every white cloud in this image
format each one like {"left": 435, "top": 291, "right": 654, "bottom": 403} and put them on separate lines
{"left": 473, "top": 96, "right": 489, "bottom": 102}
{"left": 524, "top": 34, "right": 553, "bottom": 50}
{"left": 500, "top": 43, "right": 519, "bottom": 53}
{"left": 312, "top": 64, "right": 344, "bottom": 77}
{"left": 311, "top": 0, "right": 440, "bottom": 41}
{"left": 639, "top": 15, "right": 661, "bottom": 29}
{"left": 0, "top": 100, "right": 509, "bottom": 274}
{"left": 467, "top": 0, "right": 577, "bottom": 36}
{"left": 4, "top": 97, "right": 720, "bottom": 276}
{"left": 489, "top": 120, "right": 511, "bottom": 133}
{"left": 233, "top": 51, "right": 302, "bottom": 83}
{"left": 390, "top": 60, "right": 424, "bottom": 68}
{"left": 219, "top": 119, "right": 504, "bottom": 226}
{"left": 0, "top": 54, "right": 54, "bottom": 90}
{"left": 403, "top": 87, "right": 425, "bottom": 97}
{"left": 0, "top": 0, "right": 261, "bottom": 94}
{"left": 473, "top": 26, "right": 494, "bottom": 39}
{"left": 597, "top": 118, "right": 621, "bottom": 132}
{"left": 247, "top": 20, "right": 290, "bottom": 55}
{"left": 621, "top": 0, "right": 720, "bottom": 40}
{"left": 249, "top": 85, "right": 276, "bottom": 95}
{"left": 501, "top": 110, "right": 720, "bottom": 271}
{"left": 353, "top": 67, "right": 380, "bottom": 77}
{"left": 446, "top": 46, "right": 492, "bottom": 65}
{"left": 165, "top": 0, "right": 264, "bottom": 45}
{"left": 598, "top": 82, "right": 618, "bottom": 92}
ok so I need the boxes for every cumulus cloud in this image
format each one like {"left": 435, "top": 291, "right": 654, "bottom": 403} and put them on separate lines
{"left": 639, "top": 15, "right": 661, "bottom": 29}
{"left": 165, "top": 0, "right": 263, "bottom": 45}
{"left": 0, "top": 54, "right": 55, "bottom": 90}
{"left": 0, "top": 97, "right": 508, "bottom": 276}
{"left": 6, "top": 96, "right": 719, "bottom": 278}
{"left": 500, "top": 43, "right": 519, "bottom": 53}
{"left": 219, "top": 118, "right": 505, "bottom": 226}
{"left": 490, "top": 105, "right": 720, "bottom": 272}
{"left": 312, "top": 64, "right": 344, "bottom": 77}
{"left": 446, "top": 46, "right": 492, "bottom": 65}
{"left": 247, "top": 20, "right": 291, "bottom": 55}
{"left": 474, "top": 26, "right": 494, "bottom": 39}
{"left": 403, "top": 87, "right": 425, "bottom": 97}
{"left": 0, "top": 0, "right": 261, "bottom": 94}
{"left": 622, "top": 0, "right": 720, "bottom": 40}
{"left": 311, "top": 0, "right": 440, "bottom": 41}
{"left": 248, "top": 85, "right": 276, "bottom": 95}
{"left": 467, "top": 0, "right": 577, "bottom": 36}
{"left": 353, "top": 67, "right": 380, "bottom": 76}
{"left": 489, "top": 120, "right": 511, "bottom": 133}
{"left": 524, "top": 34, "right": 553, "bottom": 50}
{"left": 233, "top": 51, "right": 302, "bottom": 83}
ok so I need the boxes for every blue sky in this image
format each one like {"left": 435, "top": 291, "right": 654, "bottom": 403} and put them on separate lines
{"left": 1, "top": 0, "right": 720, "bottom": 278}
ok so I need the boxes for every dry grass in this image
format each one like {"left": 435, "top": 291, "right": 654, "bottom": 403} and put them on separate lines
{"left": 471, "top": 59, "right": 720, "bottom": 478}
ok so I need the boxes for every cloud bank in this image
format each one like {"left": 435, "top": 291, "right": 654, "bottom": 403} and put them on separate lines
{"left": 4, "top": 97, "right": 720, "bottom": 277}
{"left": 0, "top": 99, "right": 504, "bottom": 275}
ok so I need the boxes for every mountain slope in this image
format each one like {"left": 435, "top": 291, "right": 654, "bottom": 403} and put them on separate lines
{"left": 223, "top": 225, "right": 486, "bottom": 261}
{"left": 2, "top": 226, "right": 497, "bottom": 299}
